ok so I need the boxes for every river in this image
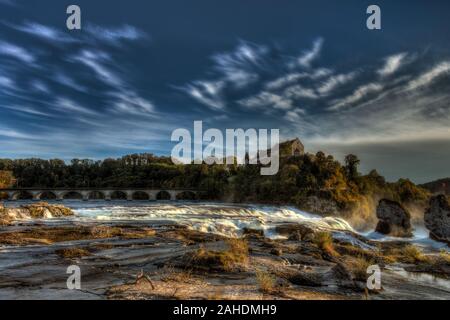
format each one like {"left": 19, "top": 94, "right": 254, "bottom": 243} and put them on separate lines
{"left": 1, "top": 200, "right": 449, "bottom": 300}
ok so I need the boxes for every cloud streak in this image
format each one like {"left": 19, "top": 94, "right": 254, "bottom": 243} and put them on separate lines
{"left": 85, "top": 24, "right": 148, "bottom": 45}
{"left": 329, "top": 83, "right": 383, "bottom": 110}
{"left": 295, "top": 38, "right": 323, "bottom": 68}
{"left": 406, "top": 61, "right": 450, "bottom": 91}
{"left": 10, "top": 21, "right": 77, "bottom": 43}
{"left": 378, "top": 52, "right": 408, "bottom": 77}
{"left": 317, "top": 71, "right": 358, "bottom": 96}
{"left": 0, "top": 40, "right": 35, "bottom": 64}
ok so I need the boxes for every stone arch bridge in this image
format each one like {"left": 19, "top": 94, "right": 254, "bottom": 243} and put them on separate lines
{"left": 0, "top": 188, "right": 201, "bottom": 201}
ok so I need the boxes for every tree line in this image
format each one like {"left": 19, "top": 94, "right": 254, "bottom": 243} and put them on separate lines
{"left": 0, "top": 152, "right": 429, "bottom": 216}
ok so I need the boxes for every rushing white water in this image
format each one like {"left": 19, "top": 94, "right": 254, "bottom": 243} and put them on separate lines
{"left": 4, "top": 200, "right": 448, "bottom": 250}
{"left": 69, "top": 201, "right": 355, "bottom": 238}
{"left": 5, "top": 200, "right": 354, "bottom": 238}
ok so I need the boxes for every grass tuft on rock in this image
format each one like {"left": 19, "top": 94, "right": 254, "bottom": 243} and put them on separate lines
{"left": 313, "top": 231, "right": 339, "bottom": 257}
{"left": 55, "top": 247, "right": 91, "bottom": 259}
{"left": 189, "top": 238, "right": 249, "bottom": 272}
{"left": 400, "top": 245, "right": 430, "bottom": 264}
{"left": 346, "top": 255, "right": 374, "bottom": 281}
{"left": 255, "top": 269, "right": 276, "bottom": 293}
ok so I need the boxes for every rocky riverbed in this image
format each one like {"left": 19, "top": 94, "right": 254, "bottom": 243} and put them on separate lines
{"left": 0, "top": 201, "right": 449, "bottom": 300}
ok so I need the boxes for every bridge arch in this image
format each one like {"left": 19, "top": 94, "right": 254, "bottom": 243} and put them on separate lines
{"left": 156, "top": 190, "right": 171, "bottom": 200}
{"left": 1, "top": 188, "right": 201, "bottom": 201}
{"left": 38, "top": 191, "right": 57, "bottom": 200}
{"left": 132, "top": 191, "right": 150, "bottom": 200}
{"left": 110, "top": 191, "right": 127, "bottom": 200}
{"left": 88, "top": 191, "right": 105, "bottom": 200}
{"left": 62, "top": 191, "right": 83, "bottom": 200}
{"left": 176, "top": 191, "right": 197, "bottom": 200}
{"left": 12, "top": 190, "right": 33, "bottom": 200}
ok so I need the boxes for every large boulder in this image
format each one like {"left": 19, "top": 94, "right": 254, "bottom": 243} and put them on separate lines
{"left": 375, "top": 199, "right": 412, "bottom": 237}
{"left": 424, "top": 195, "right": 450, "bottom": 244}
{"left": 275, "top": 223, "right": 315, "bottom": 241}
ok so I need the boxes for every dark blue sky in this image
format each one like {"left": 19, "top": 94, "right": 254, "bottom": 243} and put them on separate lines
{"left": 1, "top": 0, "right": 450, "bottom": 183}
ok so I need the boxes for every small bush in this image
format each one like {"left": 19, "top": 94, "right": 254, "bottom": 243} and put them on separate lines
{"left": 347, "top": 256, "right": 374, "bottom": 281}
{"left": 189, "top": 238, "right": 249, "bottom": 271}
{"left": 226, "top": 238, "right": 249, "bottom": 263}
{"left": 255, "top": 269, "right": 276, "bottom": 293}
{"left": 439, "top": 250, "right": 450, "bottom": 263}
{"left": 55, "top": 247, "right": 91, "bottom": 259}
{"left": 313, "top": 231, "right": 338, "bottom": 256}
{"left": 401, "top": 245, "right": 430, "bottom": 264}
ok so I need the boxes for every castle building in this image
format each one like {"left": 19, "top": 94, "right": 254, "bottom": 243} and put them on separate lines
{"left": 279, "top": 138, "right": 305, "bottom": 157}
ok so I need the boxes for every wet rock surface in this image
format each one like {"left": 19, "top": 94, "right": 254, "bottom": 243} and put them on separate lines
{"left": 1, "top": 219, "right": 449, "bottom": 300}
{"left": 375, "top": 199, "right": 412, "bottom": 237}
{"left": 425, "top": 195, "right": 450, "bottom": 244}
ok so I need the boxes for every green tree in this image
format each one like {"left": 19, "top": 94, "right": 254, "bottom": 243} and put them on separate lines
{"left": 0, "top": 170, "right": 14, "bottom": 188}
{"left": 344, "top": 154, "right": 360, "bottom": 180}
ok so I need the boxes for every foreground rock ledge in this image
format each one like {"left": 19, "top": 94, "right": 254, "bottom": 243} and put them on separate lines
{"left": 0, "top": 220, "right": 449, "bottom": 299}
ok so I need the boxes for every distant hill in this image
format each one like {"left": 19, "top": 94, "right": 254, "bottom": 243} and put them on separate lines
{"left": 420, "top": 178, "right": 450, "bottom": 195}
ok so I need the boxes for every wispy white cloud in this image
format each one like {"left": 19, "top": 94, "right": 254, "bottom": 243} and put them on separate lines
{"left": 184, "top": 80, "right": 225, "bottom": 111}
{"left": 54, "top": 72, "right": 88, "bottom": 93}
{"left": 212, "top": 41, "right": 267, "bottom": 87}
{"left": 0, "top": 104, "right": 52, "bottom": 117}
{"left": 110, "top": 91, "right": 155, "bottom": 115}
{"left": 0, "top": 128, "right": 37, "bottom": 140}
{"left": 182, "top": 39, "right": 330, "bottom": 111}
{"left": 69, "top": 49, "right": 156, "bottom": 116}
{"left": 265, "top": 73, "right": 308, "bottom": 90}
{"left": 182, "top": 41, "right": 270, "bottom": 110}
{"left": 284, "top": 108, "right": 306, "bottom": 122}
{"left": 71, "top": 50, "right": 122, "bottom": 87}
{"left": 406, "top": 61, "right": 450, "bottom": 91}
{"left": 0, "top": 40, "right": 35, "bottom": 64}
{"left": 11, "top": 21, "right": 77, "bottom": 43}
{"left": 329, "top": 83, "right": 383, "bottom": 110}
{"left": 0, "top": 74, "right": 15, "bottom": 90}
{"left": 284, "top": 84, "right": 318, "bottom": 99}
{"left": 85, "top": 24, "right": 148, "bottom": 45}
{"left": 30, "top": 79, "right": 50, "bottom": 94}
{"left": 317, "top": 71, "right": 358, "bottom": 96}
{"left": 239, "top": 91, "right": 293, "bottom": 110}
{"left": 265, "top": 68, "right": 331, "bottom": 90}
{"left": 55, "top": 97, "right": 98, "bottom": 115}
{"left": 378, "top": 52, "right": 408, "bottom": 77}
{"left": 294, "top": 38, "right": 323, "bottom": 68}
